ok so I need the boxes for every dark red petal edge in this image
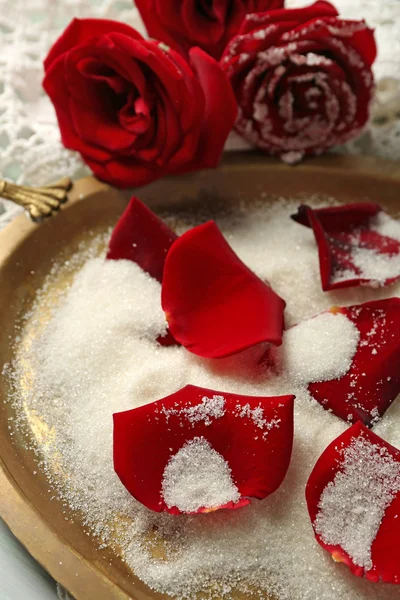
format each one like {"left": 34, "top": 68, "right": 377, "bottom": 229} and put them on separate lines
{"left": 291, "top": 203, "right": 381, "bottom": 230}
{"left": 113, "top": 384, "right": 295, "bottom": 514}
{"left": 161, "top": 220, "right": 286, "bottom": 358}
{"left": 306, "top": 422, "right": 400, "bottom": 583}
{"left": 308, "top": 298, "right": 400, "bottom": 426}
{"left": 107, "top": 196, "right": 177, "bottom": 283}
{"left": 291, "top": 204, "right": 400, "bottom": 291}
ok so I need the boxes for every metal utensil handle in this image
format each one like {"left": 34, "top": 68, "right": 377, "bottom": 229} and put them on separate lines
{"left": 0, "top": 178, "right": 72, "bottom": 222}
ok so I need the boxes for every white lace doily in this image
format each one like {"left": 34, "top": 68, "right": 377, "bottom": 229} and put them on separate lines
{"left": 1, "top": 0, "right": 400, "bottom": 229}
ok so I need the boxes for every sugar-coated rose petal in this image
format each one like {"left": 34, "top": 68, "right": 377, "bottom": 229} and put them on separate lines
{"left": 306, "top": 422, "right": 400, "bottom": 583}
{"left": 161, "top": 221, "right": 286, "bottom": 358}
{"left": 107, "top": 196, "right": 177, "bottom": 283}
{"left": 308, "top": 299, "right": 400, "bottom": 426}
{"left": 113, "top": 384, "right": 294, "bottom": 514}
{"left": 221, "top": 1, "right": 376, "bottom": 161}
{"left": 292, "top": 203, "right": 400, "bottom": 290}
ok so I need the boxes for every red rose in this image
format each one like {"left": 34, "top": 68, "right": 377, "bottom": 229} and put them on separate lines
{"left": 135, "top": 0, "right": 284, "bottom": 60}
{"left": 221, "top": 1, "right": 377, "bottom": 163}
{"left": 43, "top": 19, "right": 237, "bottom": 188}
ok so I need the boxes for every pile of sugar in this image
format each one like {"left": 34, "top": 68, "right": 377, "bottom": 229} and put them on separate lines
{"left": 161, "top": 437, "right": 240, "bottom": 512}
{"left": 315, "top": 436, "right": 400, "bottom": 570}
{"left": 372, "top": 212, "right": 400, "bottom": 243}
{"left": 334, "top": 248, "right": 400, "bottom": 286}
{"left": 280, "top": 312, "right": 360, "bottom": 384}
{"left": 333, "top": 212, "right": 400, "bottom": 286}
{"left": 6, "top": 199, "right": 400, "bottom": 600}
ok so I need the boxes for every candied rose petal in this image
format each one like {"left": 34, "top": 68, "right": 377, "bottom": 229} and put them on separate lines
{"left": 107, "top": 196, "right": 177, "bottom": 283}
{"left": 291, "top": 203, "right": 400, "bottom": 290}
{"left": 306, "top": 422, "right": 400, "bottom": 583}
{"left": 113, "top": 384, "right": 294, "bottom": 514}
{"left": 161, "top": 221, "right": 286, "bottom": 358}
{"left": 308, "top": 299, "right": 400, "bottom": 426}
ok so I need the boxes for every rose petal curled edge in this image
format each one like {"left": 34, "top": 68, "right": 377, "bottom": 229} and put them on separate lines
{"left": 291, "top": 203, "right": 400, "bottom": 290}
{"left": 161, "top": 220, "right": 286, "bottom": 358}
{"left": 306, "top": 422, "right": 400, "bottom": 584}
{"left": 43, "top": 20, "right": 236, "bottom": 188}
{"left": 307, "top": 298, "right": 400, "bottom": 426}
{"left": 113, "top": 384, "right": 295, "bottom": 514}
{"left": 135, "top": 0, "right": 285, "bottom": 60}
{"left": 107, "top": 196, "right": 177, "bottom": 283}
{"left": 188, "top": 47, "right": 238, "bottom": 169}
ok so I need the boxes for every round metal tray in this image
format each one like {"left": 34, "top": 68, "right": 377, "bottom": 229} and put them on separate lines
{"left": 0, "top": 153, "right": 399, "bottom": 600}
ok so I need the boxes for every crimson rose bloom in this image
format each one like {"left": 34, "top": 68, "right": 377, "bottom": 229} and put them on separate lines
{"left": 221, "top": 1, "right": 377, "bottom": 163}
{"left": 135, "top": 0, "right": 284, "bottom": 60}
{"left": 43, "top": 19, "right": 236, "bottom": 188}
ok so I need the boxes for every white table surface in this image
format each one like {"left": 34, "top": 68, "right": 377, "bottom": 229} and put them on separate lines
{"left": 0, "top": 1, "right": 399, "bottom": 599}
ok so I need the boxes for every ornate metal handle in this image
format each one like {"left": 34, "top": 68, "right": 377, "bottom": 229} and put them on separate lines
{"left": 0, "top": 177, "right": 72, "bottom": 221}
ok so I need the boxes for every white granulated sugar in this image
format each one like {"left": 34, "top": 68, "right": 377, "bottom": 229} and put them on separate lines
{"left": 315, "top": 436, "right": 400, "bottom": 571}
{"left": 371, "top": 212, "right": 400, "bottom": 243}
{"left": 6, "top": 199, "right": 400, "bottom": 600}
{"left": 235, "top": 402, "right": 280, "bottom": 435}
{"left": 280, "top": 312, "right": 360, "bottom": 384}
{"left": 161, "top": 437, "right": 240, "bottom": 513}
{"left": 332, "top": 212, "right": 400, "bottom": 286}
{"left": 334, "top": 247, "right": 400, "bottom": 286}
{"left": 161, "top": 395, "right": 226, "bottom": 426}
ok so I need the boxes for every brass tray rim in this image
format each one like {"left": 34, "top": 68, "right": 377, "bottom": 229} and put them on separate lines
{"left": 0, "top": 175, "right": 132, "bottom": 599}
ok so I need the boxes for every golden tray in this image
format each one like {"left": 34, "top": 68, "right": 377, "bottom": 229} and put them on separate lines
{"left": 0, "top": 153, "right": 400, "bottom": 600}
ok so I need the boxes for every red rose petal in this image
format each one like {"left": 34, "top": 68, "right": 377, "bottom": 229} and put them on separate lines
{"left": 308, "top": 298, "right": 400, "bottom": 426}
{"left": 113, "top": 384, "right": 294, "bottom": 514}
{"left": 107, "top": 196, "right": 177, "bottom": 283}
{"left": 240, "top": 0, "right": 339, "bottom": 36}
{"left": 306, "top": 422, "right": 400, "bottom": 583}
{"left": 135, "top": 0, "right": 284, "bottom": 60}
{"left": 44, "top": 18, "right": 144, "bottom": 70}
{"left": 221, "top": 2, "right": 376, "bottom": 161}
{"left": 292, "top": 203, "right": 400, "bottom": 290}
{"left": 188, "top": 47, "right": 237, "bottom": 169}
{"left": 161, "top": 221, "right": 286, "bottom": 358}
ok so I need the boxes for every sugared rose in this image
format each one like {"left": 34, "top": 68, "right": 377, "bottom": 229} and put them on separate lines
{"left": 135, "top": 0, "right": 284, "bottom": 60}
{"left": 43, "top": 19, "right": 236, "bottom": 188}
{"left": 221, "top": 1, "right": 376, "bottom": 163}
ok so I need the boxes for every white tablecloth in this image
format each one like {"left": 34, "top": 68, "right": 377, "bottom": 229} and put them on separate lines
{"left": 0, "top": 1, "right": 399, "bottom": 598}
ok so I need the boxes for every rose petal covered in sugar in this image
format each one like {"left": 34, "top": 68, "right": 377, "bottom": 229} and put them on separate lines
{"left": 308, "top": 299, "right": 400, "bottom": 426}
{"left": 161, "top": 220, "right": 286, "bottom": 358}
{"left": 107, "top": 196, "right": 177, "bottom": 282}
{"left": 291, "top": 203, "right": 400, "bottom": 290}
{"left": 113, "top": 384, "right": 294, "bottom": 514}
{"left": 306, "top": 422, "right": 400, "bottom": 583}
{"left": 221, "top": 1, "right": 376, "bottom": 161}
